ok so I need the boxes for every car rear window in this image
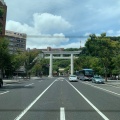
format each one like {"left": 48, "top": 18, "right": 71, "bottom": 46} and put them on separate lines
{"left": 70, "top": 75, "right": 76, "bottom": 77}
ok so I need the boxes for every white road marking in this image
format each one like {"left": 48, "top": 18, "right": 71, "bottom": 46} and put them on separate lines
{"left": 66, "top": 80, "right": 109, "bottom": 120}
{"left": 55, "top": 79, "right": 62, "bottom": 81}
{"left": 0, "top": 91, "right": 9, "bottom": 95}
{"left": 80, "top": 81, "right": 120, "bottom": 96}
{"left": 60, "top": 107, "right": 65, "bottom": 120}
{"left": 25, "top": 83, "right": 34, "bottom": 87}
{"left": 55, "top": 78, "right": 64, "bottom": 81}
{"left": 14, "top": 80, "right": 56, "bottom": 120}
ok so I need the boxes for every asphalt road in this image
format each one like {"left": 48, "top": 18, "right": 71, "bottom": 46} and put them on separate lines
{"left": 0, "top": 77, "right": 120, "bottom": 120}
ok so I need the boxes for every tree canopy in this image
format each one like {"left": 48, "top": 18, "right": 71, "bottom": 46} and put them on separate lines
{"left": 84, "top": 33, "right": 120, "bottom": 81}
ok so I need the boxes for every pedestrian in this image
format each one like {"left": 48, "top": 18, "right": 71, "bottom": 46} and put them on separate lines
{"left": 116, "top": 75, "right": 118, "bottom": 80}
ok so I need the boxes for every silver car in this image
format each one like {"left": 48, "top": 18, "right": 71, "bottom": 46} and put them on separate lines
{"left": 92, "top": 76, "right": 104, "bottom": 84}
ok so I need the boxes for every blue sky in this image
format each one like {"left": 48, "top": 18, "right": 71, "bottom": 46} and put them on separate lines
{"left": 4, "top": 0, "right": 120, "bottom": 49}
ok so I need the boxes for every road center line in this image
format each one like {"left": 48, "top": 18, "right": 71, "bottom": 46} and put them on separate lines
{"left": 80, "top": 81, "right": 120, "bottom": 96}
{"left": 14, "top": 80, "right": 56, "bottom": 120}
{"left": 25, "top": 83, "right": 34, "bottom": 87}
{"left": 60, "top": 107, "right": 65, "bottom": 120}
{"left": 66, "top": 80, "right": 109, "bottom": 120}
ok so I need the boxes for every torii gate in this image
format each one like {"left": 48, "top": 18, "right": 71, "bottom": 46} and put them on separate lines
{"left": 42, "top": 51, "right": 81, "bottom": 77}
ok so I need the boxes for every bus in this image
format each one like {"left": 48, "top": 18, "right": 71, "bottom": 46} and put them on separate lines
{"left": 76, "top": 69, "right": 94, "bottom": 81}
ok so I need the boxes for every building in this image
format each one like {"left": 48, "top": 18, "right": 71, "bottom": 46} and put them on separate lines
{"left": 0, "top": 0, "right": 7, "bottom": 36}
{"left": 5, "top": 30, "right": 27, "bottom": 54}
{"left": 31, "top": 47, "right": 64, "bottom": 52}
{"left": 46, "top": 47, "right": 64, "bottom": 51}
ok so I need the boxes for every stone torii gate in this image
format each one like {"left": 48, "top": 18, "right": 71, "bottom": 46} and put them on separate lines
{"left": 42, "top": 51, "right": 81, "bottom": 77}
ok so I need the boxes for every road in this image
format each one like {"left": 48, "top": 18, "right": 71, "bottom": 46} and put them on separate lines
{"left": 0, "top": 77, "right": 120, "bottom": 120}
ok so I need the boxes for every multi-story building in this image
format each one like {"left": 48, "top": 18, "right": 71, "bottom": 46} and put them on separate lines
{"left": 5, "top": 30, "right": 27, "bottom": 54}
{"left": 0, "top": 0, "right": 7, "bottom": 36}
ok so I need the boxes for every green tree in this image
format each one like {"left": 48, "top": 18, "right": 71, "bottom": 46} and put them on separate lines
{"left": 0, "top": 37, "right": 10, "bottom": 78}
{"left": 24, "top": 49, "right": 41, "bottom": 77}
{"left": 112, "top": 54, "right": 120, "bottom": 75}
{"left": 64, "top": 48, "right": 80, "bottom": 51}
{"left": 0, "top": 7, "right": 4, "bottom": 34}
{"left": 85, "top": 33, "right": 120, "bottom": 81}
{"left": 30, "top": 57, "right": 49, "bottom": 76}
{"left": 11, "top": 53, "right": 26, "bottom": 70}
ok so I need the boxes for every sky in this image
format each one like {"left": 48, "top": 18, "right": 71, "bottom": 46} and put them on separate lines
{"left": 4, "top": 0, "right": 120, "bottom": 49}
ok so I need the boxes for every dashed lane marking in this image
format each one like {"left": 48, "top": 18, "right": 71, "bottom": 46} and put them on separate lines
{"left": 0, "top": 91, "right": 9, "bottom": 95}
{"left": 60, "top": 107, "right": 65, "bottom": 120}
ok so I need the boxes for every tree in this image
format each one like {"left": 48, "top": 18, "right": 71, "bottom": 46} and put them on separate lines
{"left": 11, "top": 53, "right": 26, "bottom": 70}
{"left": 30, "top": 58, "right": 49, "bottom": 76}
{"left": 112, "top": 54, "right": 120, "bottom": 75}
{"left": 24, "top": 49, "right": 41, "bottom": 77}
{"left": 85, "top": 33, "right": 120, "bottom": 81}
{"left": 0, "top": 7, "right": 4, "bottom": 34}
{"left": 0, "top": 37, "right": 11, "bottom": 78}
{"left": 74, "top": 56, "right": 91, "bottom": 70}
{"left": 74, "top": 54, "right": 105, "bottom": 76}
{"left": 64, "top": 48, "right": 80, "bottom": 51}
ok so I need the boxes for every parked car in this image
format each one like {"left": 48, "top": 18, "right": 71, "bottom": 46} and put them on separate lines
{"left": 0, "top": 78, "right": 3, "bottom": 88}
{"left": 69, "top": 75, "right": 78, "bottom": 82}
{"left": 92, "top": 76, "right": 104, "bottom": 84}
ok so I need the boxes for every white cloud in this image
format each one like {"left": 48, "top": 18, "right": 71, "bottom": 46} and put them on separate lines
{"left": 107, "top": 30, "right": 114, "bottom": 35}
{"left": 115, "top": 30, "right": 120, "bottom": 36}
{"left": 6, "top": 13, "right": 72, "bottom": 34}
{"left": 6, "top": 20, "right": 39, "bottom": 35}
{"left": 33, "top": 13, "right": 72, "bottom": 34}
{"left": 59, "top": 40, "right": 86, "bottom": 49}
{"left": 84, "top": 32, "right": 91, "bottom": 37}
{"left": 27, "top": 33, "right": 69, "bottom": 49}
{"left": 5, "top": 0, "right": 120, "bottom": 49}
{"left": 6, "top": 13, "right": 72, "bottom": 49}
{"left": 60, "top": 42, "right": 80, "bottom": 48}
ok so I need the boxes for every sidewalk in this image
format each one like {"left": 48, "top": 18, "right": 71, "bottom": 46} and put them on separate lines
{"left": 105, "top": 80, "right": 120, "bottom": 86}
{"left": 3, "top": 79, "right": 24, "bottom": 84}
{"left": 3, "top": 77, "right": 41, "bottom": 84}
{"left": 30, "top": 77, "right": 42, "bottom": 80}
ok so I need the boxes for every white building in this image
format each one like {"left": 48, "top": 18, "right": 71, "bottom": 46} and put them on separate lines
{"left": 5, "top": 30, "right": 27, "bottom": 54}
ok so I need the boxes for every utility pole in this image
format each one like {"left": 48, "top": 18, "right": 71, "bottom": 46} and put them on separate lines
{"left": 80, "top": 40, "right": 81, "bottom": 48}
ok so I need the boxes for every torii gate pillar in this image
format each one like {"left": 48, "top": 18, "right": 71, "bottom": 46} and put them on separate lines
{"left": 71, "top": 54, "right": 74, "bottom": 75}
{"left": 48, "top": 54, "right": 53, "bottom": 77}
